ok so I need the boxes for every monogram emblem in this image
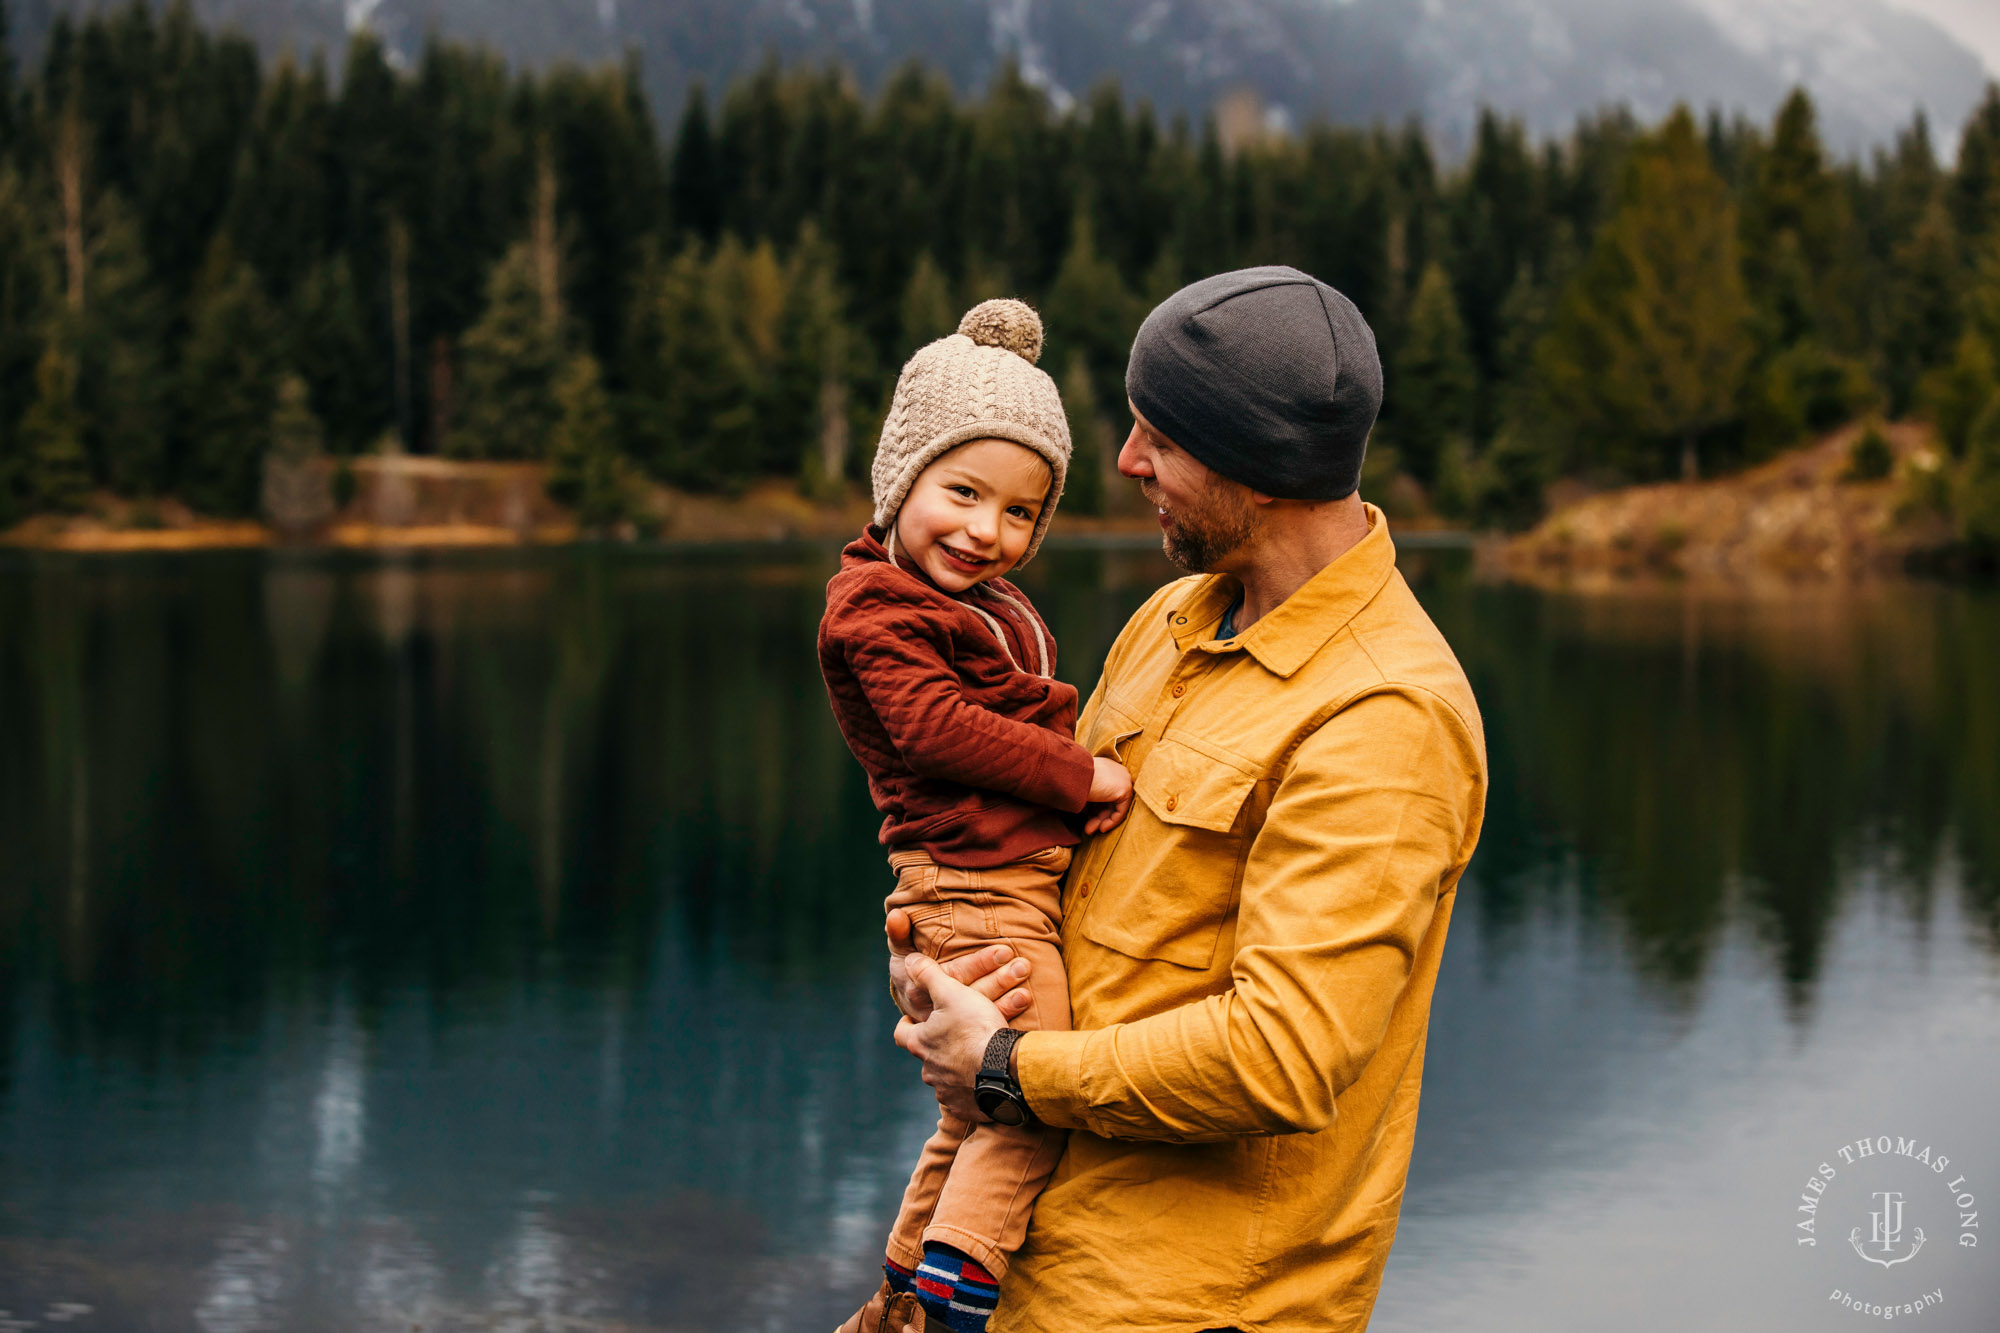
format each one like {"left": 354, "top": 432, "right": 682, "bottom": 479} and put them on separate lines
{"left": 1848, "top": 1190, "right": 1926, "bottom": 1269}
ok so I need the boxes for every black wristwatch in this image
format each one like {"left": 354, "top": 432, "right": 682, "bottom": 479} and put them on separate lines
{"left": 975, "top": 1027, "right": 1034, "bottom": 1127}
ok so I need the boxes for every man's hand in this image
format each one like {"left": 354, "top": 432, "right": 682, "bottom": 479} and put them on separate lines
{"left": 887, "top": 908, "right": 1034, "bottom": 1022}
{"left": 893, "top": 953, "right": 1008, "bottom": 1122}
{"left": 1083, "top": 755, "right": 1133, "bottom": 835}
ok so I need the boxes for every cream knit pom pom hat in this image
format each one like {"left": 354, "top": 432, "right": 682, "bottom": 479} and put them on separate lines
{"left": 872, "top": 298, "right": 1072, "bottom": 565}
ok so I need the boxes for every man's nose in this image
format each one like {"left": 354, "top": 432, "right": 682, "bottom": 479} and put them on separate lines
{"left": 1117, "top": 428, "right": 1152, "bottom": 478}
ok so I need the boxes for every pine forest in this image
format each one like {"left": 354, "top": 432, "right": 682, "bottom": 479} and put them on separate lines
{"left": 4, "top": 0, "right": 2000, "bottom": 538}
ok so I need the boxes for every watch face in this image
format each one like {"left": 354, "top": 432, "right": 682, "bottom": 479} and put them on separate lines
{"left": 976, "top": 1084, "right": 1026, "bottom": 1126}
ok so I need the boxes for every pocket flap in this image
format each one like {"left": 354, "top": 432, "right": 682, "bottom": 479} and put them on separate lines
{"left": 1081, "top": 695, "right": 1143, "bottom": 760}
{"left": 1133, "top": 735, "right": 1258, "bottom": 833}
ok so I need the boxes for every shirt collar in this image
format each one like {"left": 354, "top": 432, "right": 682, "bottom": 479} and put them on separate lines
{"left": 1164, "top": 504, "right": 1397, "bottom": 677}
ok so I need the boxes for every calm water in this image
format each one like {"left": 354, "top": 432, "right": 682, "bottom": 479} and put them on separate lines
{"left": 1, "top": 543, "right": 1996, "bottom": 1332}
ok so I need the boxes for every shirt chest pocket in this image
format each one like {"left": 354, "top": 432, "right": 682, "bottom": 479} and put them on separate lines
{"left": 1080, "top": 690, "right": 1144, "bottom": 761}
{"left": 1079, "top": 735, "right": 1262, "bottom": 971}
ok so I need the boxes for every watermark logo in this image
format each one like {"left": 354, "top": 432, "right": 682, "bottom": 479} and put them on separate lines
{"left": 1792, "top": 1134, "right": 1981, "bottom": 1322}
{"left": 1794, "top": 1135, "right": 1978, "bottom": 1258}
{"left": 1855, "top": 1190, "right": 1924, "bottom": 1269}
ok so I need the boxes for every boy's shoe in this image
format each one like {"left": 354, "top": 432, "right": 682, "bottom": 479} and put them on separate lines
{"left": 835, "top": 1280, "right": 928, "bottom": 1333}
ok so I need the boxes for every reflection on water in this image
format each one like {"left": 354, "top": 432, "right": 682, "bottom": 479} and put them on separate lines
{"left": 1, "top": 545, "right": 1996, "bottom": 1331}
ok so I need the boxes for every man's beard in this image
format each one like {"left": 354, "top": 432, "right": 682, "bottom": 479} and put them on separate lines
{"left": 1147, "top": 482, "right": 1259, "bottom": 573}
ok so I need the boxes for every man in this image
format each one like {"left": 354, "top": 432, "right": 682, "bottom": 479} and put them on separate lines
{"left": 883, "top": 266, "right": 1487, "bottom": 1332}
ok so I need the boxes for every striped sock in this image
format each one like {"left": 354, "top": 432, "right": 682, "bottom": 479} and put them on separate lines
{"left": 884, "top": 1253, "right": 917, "bottom": 1295}
{"left": 911, "top": 1242, "right": 1000, "bottom": 1332}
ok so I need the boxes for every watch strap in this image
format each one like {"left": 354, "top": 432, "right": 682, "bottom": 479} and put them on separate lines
{"left": 981, "top": 1026, "right": 1026, "bottom": 1080}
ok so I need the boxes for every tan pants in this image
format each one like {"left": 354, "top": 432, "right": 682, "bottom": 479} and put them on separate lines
{"left": 883, "top": 845, "right": 1072, "bottom": 1281}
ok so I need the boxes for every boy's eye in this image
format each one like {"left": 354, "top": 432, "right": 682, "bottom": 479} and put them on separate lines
{"left": 1007, "top": 506, "right": 1033, "bottom": 521}
{"left": 949, "top": 484, "right": 977, "bottom": 499}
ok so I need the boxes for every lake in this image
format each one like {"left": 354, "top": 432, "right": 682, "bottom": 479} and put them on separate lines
{"left": 1, "top": 541, "right": 1996, "bottom": 1332}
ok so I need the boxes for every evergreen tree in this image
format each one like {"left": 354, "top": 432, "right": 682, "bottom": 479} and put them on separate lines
{"left": 1884, "top": 195, "right": 1964, "bottom": 414}
{"left": 537, "top": 58, "right": 667, "bottom": 373}
{"left": 1744, "top": 340, "right": 1878, "bottom": 456}
{"left": 260, "top": 371, "right": 333, "bottom": 535}
{"left": 455, "top": 242, "right": 566, "bottom": 460}
{"left": 1140, "top": 242, "right": 1185, "bottom": 307}
{"left": 225, "top": 55, "right": 334, "bottom": 305}
{"left": 669, "top": 82, "right": 721, "bottom": 244}
{"left": 624, "top": 241, "right": 758, "bottom": 490}
{"left": 17, "top": 335, "right": 91, "bottom": 512}
{"left": 1968, "top": 226, "right": 2000, "bottom": 353}
{"left": 1740, "top": 89, "right": 1857, "bottom": 350}
{"left": 779, "top": 226, "right": 863, "bottom": 495}
{"left": 546, "top": 352, "right": 627, "bottom": 531}
{"left": 120, "top": 3, "right": 263, "bottom": 310}
{"left": 0, "top": 166, "right": 55, "bottom": 518}
{"left": 1922, "top": 330, "right": 1996, "bottom": 458}
{"left": 1536, "top": 109, "right": 1754, "bottom": 480}
{"left": 1961, "top": 396, "right": 2000, "bottom": 551}
{"left": 1390, "top": 261, "right": 1476, "bottom": 486}
{"left": 80, "top": 195, "right": 170, "bottom": 493}
{"left": 0, "top": 0, "right": 15, "bottom": 156}
{"left": 1450, "top": 111, "right": 1546, "bottom": 394}
{"left": 291, "top": 257, "right": 387, "bottom": 454}
{"left": 898, "top": 251, "right": 956, "bottom": 351}
{"left": 330, "top": 29, "right": 408, "bottom": 386}
{"left": 176, "top": 245, "right": 282, "bottom": 515}
{"left": 962, "top": 60, "right": 1064, "bottom": 287}
{"left": 1951, "top": 84, "right": 2000, "bottom": 244}
{"left": 1466, "top": 424, "right": 1553, "bottom": 531}
{"left": 1041, "top": 206, "right": 1142, "bottom": 418}
{"left": 1059, "top": 350, "right": 1106, "bottom": 517}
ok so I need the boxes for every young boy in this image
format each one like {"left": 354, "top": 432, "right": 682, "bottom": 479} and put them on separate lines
{"left": 819, "top": 299, "right": 1132, "bottom": 1333}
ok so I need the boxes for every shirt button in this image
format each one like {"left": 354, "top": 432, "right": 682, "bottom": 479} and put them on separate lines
{"left": 1171, "top": 683, "right": 1186, "bottom": 698}
{"left": 1079, "top": 880, "right": 1093, "bottom": 897}
{"left": 1165, "top": 794, "right": 1179, "bottom": 811}
{"left": 1174, "top": 616, "right": 1186, "bottom": 625}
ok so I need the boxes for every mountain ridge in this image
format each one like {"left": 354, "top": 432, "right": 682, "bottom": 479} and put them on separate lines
{"left": 6, "top": 0, "right": 1991, "bottom": 152}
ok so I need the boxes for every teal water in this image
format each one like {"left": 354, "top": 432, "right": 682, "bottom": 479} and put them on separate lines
{"left": 1, "top": 544, "right": 1996, "bottom": 1331}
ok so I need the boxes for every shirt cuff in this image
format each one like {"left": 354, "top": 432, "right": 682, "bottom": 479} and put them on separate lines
{"left": 1014, "top": 1028, "right": 1094, "bottom": 1131}
{"left": 1030, "top": 738, "right": 1097, "bottom": 815}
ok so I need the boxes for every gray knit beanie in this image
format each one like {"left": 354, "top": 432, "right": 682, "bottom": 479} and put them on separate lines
{"left": 872, "top": 299, "right": 1072, "bottom": 565}
{"left": 1126, "top": 266, "right": 1382, "bottom": 500}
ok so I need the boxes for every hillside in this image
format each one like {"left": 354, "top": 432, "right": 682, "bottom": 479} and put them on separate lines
{"left": 11, "top": 0, "right": 1990, "bottom": 152}
{"left": 1496, "top": 423, "right": 1961, "bottom": 587}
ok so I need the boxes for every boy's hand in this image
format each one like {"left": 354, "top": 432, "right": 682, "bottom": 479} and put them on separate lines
{"left": 1082, "top": 756, "right": 1133, "bottom": 834}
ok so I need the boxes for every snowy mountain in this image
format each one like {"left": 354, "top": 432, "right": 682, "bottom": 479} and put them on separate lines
{"left": 11, "top": 0, "right": 1992, "bottom": 151}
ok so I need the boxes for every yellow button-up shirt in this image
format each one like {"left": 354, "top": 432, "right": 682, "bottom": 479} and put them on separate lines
{"left": 1005, "top": 508, "right": 1487, "bottom": 1332}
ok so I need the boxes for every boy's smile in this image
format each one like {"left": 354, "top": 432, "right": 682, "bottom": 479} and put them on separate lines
{"left": 892, "top": 438, "right": 1053, "bottom": 592}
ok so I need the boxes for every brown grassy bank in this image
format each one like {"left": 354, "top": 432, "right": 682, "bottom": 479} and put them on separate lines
{"left": 1, "top": 456, "right": 1172, "bottom": 554}
{"left": 1494, "top": 423, "right": 1959, "bottom": 590}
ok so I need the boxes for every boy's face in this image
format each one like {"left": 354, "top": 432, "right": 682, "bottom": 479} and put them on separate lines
{"left": 893, "top": 438, "right": 1052, "bottom": 592}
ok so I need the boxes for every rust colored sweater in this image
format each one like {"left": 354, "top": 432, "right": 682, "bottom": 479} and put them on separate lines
{"left": 818, "top": 527, "right": 1096, "bottom": 868}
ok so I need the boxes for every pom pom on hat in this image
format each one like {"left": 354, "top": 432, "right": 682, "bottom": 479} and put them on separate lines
{"left": 956, "top": 299, "right": 1043, "bottom": 365}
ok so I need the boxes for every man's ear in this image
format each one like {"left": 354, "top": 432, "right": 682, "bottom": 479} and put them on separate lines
{"left": 1251, "top": 490, "right": 1277, "bottom": 506}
